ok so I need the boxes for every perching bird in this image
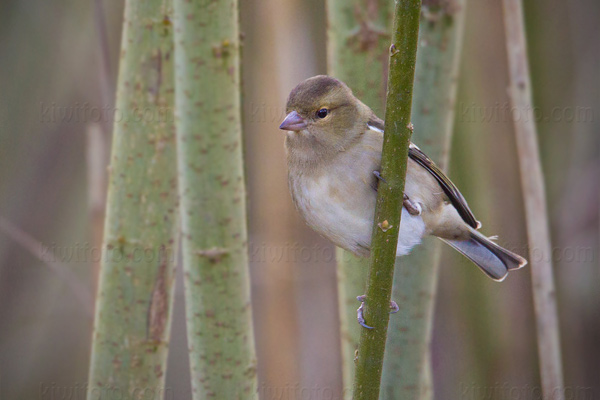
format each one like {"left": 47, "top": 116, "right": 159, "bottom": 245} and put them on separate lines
{"left": 279, "top": 76, "right": 527, "bottom": 326}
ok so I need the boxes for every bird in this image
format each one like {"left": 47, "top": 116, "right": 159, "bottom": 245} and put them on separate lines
{"left": 279, "top": 75, "right": 527, "bottom": 328}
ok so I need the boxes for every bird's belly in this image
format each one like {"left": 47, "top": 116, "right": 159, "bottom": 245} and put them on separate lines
{"left": 291, "top": 174, "right": 426, "bottom": 257}
{"left": 292, "top": 175, "right": 374, "bottom": 256}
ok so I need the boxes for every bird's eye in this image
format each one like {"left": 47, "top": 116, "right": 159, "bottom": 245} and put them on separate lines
{"left": 316, "top": 108, "right": 329, "bottom": 119}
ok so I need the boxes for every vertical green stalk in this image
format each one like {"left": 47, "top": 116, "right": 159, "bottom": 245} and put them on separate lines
{"left": 87, "top": 0, "right": 179, "bottom": 398}
{"left": 172, "top": 0, "right": 258, "bottom": 398}
{"left": 352, "top": 1, "right": 422, "bottom": 399}
{"left": 381, "top": 1, "right": 465, "bottom": 399}
{"left": 502, "top": 0, "right": 565, "bottom": 398}
{"left": 325, "top": 1, "right": 392, "bottom": 394}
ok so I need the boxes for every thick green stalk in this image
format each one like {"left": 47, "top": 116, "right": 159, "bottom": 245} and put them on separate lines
{"left": 381, "top": 2, "right": 465, "bottom": 399}
{"left": 352, "top": 1, "right": 422, "bottom": 399}
{"left": 502, "top": 0, "right": 565, "bottom": 398}
{"left": 87, "top": 1, "right": 179, "bottom": 398}
{"left": 325, "top": 0, "right": 392, "bottom": 394}
{"left": 172, "top": 0, "right": 257, "bottom": 398}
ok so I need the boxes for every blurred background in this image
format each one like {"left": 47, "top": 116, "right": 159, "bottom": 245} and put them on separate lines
{"left": 0, "top": 0, "right": 598, "bottom": 399}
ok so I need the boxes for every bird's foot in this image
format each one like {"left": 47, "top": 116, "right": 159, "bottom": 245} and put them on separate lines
{"left": 356, "top": 296, "right": 372, "bottom": 329}
{"left": 356, "top": 295, "right": 400, "bottom": 329}
{"left": 373, "top": 170, "right": 387, "bottom": 184}
{"left": 403, "top": 194, "right": 422, "bottom": 216}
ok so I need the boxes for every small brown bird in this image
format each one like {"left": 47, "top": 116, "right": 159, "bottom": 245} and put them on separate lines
{"left": 279, "top": 76, "right": 527, "bottom": 292}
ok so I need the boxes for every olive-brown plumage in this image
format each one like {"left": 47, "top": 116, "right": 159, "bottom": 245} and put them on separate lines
{"left": 280, "top": 75, "right": 527, "bottom": 281}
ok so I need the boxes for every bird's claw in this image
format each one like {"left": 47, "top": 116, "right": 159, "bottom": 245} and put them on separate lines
{"left": 356, "top": 295, "right": 400, "bottom": 329}
{"left": 389, "top": 300, "right": 399, "bottom": 314}
{"left": 373, "top": 170, "right": 387, "bottom": 184}
{"left": 403, "top": 194, "right": 422, "bottom": 216}
{"left": 356, "top": 296, "right": 373, "bottom": 329}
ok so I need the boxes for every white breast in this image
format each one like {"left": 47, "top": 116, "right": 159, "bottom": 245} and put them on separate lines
{"left": 290, "top": 171, "right": 426, "bottom": 257}
{"left": 291, "top": 173, "right": 373, "bottom": 256}
{"left": 396, "top": 208, "right": 426, "bottom": 256}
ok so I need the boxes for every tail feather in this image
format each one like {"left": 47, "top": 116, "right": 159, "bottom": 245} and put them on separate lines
{"left": 442, "top": 229, "right": 527, "bottom": 281}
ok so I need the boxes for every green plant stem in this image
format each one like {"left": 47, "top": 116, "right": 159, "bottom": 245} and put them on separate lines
{"left": 87, "top": 0, "right": 179, "bottom": 398}
{"left": 381, "top": 2, "right": 465, "bottom": 398}
{"left": 501, "top": 0, "right": 565, "bottom": 398}
{"left": 325, "top": 0, "right": 392, "bottom": 394}
{"left": 352, "top": 1, "right": 422, "bottom": 399}
{"left": 172, "top": 0, "right": 258, "bottom": 398}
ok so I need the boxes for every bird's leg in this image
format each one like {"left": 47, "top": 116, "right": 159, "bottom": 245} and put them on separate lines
{"left": 375, "top": 170, "right": 421, "bottom": 217}
{"left": 403, "top": 194, "right": 422, "bottom": 216}
{"left": 356, "top": 295, "right": 400, "bottom": 329}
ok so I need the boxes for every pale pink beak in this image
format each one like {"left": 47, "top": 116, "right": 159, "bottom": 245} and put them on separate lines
{"left": 279, "top": 111, "right": 307, "bottom": 131}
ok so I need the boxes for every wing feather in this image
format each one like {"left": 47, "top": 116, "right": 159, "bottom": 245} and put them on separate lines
{"left": 367, "top": 116, "right": 480, "bottom": 229}
{"left": 408, "top": 143, "right": 480, "bottom": 229}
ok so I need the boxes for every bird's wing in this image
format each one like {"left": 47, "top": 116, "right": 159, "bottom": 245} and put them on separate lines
{"left": 367, "top": 116, "right": 481, "bottom": 229}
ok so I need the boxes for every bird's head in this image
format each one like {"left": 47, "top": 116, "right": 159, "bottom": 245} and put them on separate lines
{"left": 280, "top": 76, "right": 371, "bottom": 158}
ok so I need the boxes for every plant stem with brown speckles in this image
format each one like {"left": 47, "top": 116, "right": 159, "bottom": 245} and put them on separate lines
{"left": 86, "top": 0, "right": 179, "bottom": 398}
{"left": 380, "top": 2, "right": 465, "bottom": 399}
{"left": 173, "top": 0, "right": 258, "bottom": 398}
{"left": 327, "top": 1, "right": 463, "bottom": 397}
{"left": 352, "top": 1, "right": 422, "bottom": 399}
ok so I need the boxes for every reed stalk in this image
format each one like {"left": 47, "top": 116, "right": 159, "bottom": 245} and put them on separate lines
{"left": 381, "top": 2, "right": 465, "bottom": 398}
{"left": 502, "top": 0, "right": 565, "bottom": 398}
{"left": 172, "top": 0, "right": 258, "bottom": 397}
{"left": 352, "top": 1, "right": 422, "bottom": 398}
{"left": 87, "top": 1, "right": 179, "bottom": 397}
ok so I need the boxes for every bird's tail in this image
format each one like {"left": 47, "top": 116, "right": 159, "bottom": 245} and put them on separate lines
{"left": 441, "top": 228, "right": 527, "bottom": 281}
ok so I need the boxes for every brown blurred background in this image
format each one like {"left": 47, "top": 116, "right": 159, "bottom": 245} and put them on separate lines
{"left": 0, "top": 0, "right": 598, "bottom": 399}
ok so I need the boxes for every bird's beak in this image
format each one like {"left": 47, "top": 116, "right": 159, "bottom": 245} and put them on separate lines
{"left": 279, "top": 111, "right": 307, "bottom": 132}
